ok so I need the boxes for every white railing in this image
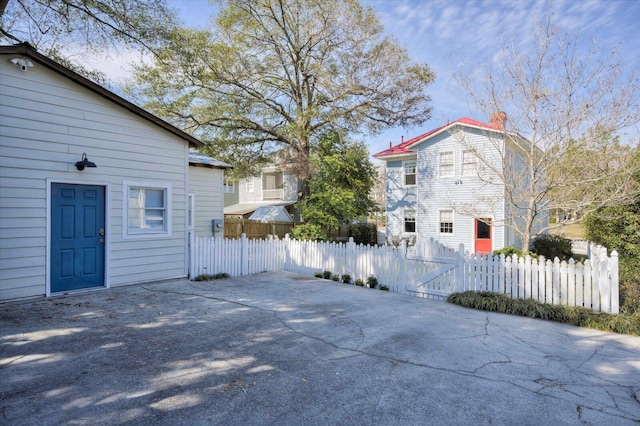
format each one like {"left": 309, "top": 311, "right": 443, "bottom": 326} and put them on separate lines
{"left": 190, "top": 234, "right": 619, "bottom": 314}
{"left": 261, "top": 188, "right": 284, "bottom": 200}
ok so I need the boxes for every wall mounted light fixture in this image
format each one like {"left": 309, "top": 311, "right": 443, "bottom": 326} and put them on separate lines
{"left": 75, "top": 153, "right": 97, "bottom": 171}
{"left": 9, "top": 57, "right": 34, "bottom": 71}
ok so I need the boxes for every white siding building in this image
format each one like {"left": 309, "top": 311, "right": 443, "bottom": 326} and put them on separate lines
{"left": 0, "top": 43, "right": 226, "bottom": 300}
{"left": 188, "top": 151, "right": 232, "bottom": 237}
{"left": 374, "top": 117, "right": 547, "bottom": 254}
{"left": 224, "top": 165, "right": 299, "bottom": 218}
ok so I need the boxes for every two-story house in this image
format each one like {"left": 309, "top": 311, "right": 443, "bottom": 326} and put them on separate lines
{"left": 374, "top": 116, "right": 546, "bottom": 254}
{"left": 224, "top": 165, "right": 300, "bottom": 219}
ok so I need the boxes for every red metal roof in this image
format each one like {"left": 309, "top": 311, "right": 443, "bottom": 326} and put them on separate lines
{"left": 373, "top": 117, "right": 503, "bottom": 158}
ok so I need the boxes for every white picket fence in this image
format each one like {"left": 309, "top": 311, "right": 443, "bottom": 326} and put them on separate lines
{"left": 189, "top": 234, "right": 619, "bottom": 314}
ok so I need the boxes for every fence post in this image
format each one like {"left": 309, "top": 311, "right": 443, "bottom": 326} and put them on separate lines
{"left": 241, "top": 233, "right": 249, "bottom": 276}
{"left": 188, "top": 231, "right": 195, "bottom": 280}
{"left": 610, "top": 250, "right": 619, "bottom": 314}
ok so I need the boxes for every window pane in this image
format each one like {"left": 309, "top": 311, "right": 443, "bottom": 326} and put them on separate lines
{"left": 405, "top": 221, "right": 416, "bottom": 233}
{"left": 145, "top": 189, "right": 164, "bottom": 208}
{"left": 439, "top": 210, "right": 453, "bottom": 234}
{"left": 144, "top": 208, "right": 165, "bottom": 229}
{"left": 462, "top": 150, "right": 477, "bottom": 176}
{"left": 404, "top": 210, "right": 416, "bottom": 233}
{"left": 127, "top": 186, "right": 167, "bottom": 232}
{"left": 439, "top": 152, "right": 454, "bottom": 177}
{"left": 477, "top": 219, "right": 491, "bottom": 239}
{"left": 405, "top": 174, "right": 416, "bottom": 185}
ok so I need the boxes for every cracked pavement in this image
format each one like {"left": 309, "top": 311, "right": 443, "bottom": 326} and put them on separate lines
{"left": 1, "top": 271, "right": 639, "bottom": 425}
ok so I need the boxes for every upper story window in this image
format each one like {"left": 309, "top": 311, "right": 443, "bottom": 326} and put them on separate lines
{"left": 462, "top": 150, "right": 477, "bottom": 176}
{"left": 404, "top": 209, "right": 416, "bottom": 233}
{"left": 224, "top": 179, "right": 235, "bottom": 194}
{"left": 439, "top": 151, "right": 454, "bottom": 177}
{"left": 246, "top": 178, "right": 254, "bottom": 193}
{"left": 262, "top": 171, "right": 284, "bottom": 200}
{"left": 403, "top": 161, "right": 416, "bottom": 186}
{"left": 439, "top": 209, "right": 454, "bottom": 234}
{"left": 124, "top": 181, "right": 172, "bottom": 238}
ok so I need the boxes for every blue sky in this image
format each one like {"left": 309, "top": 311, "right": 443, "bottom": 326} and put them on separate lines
{"left": 112, "top": 0, "right": 640, "bottom": 158}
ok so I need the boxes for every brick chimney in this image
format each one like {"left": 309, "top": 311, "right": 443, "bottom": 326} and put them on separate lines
{"left": 489, "top": 111, "right": 507, "bottom": 130}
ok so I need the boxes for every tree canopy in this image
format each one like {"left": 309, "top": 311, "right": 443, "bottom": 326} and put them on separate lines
{"left": 296, "top": 130, "right": 377, "bottom": 232}
{"left": 0, "top": 0, "right": 179, "bottom": 84}
{"left": 454, "top": 12, "right": 640, "bottom": 251}
{"left": 127, "top": 0, "right": 435, "bottom": 180}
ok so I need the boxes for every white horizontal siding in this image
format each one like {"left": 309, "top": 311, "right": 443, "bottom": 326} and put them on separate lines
{"left": 189, "top": 165, "right": 224, "bottom": 237}
{"left": 0, "top": 56, "right": 190, "bottom": 300}
{"left": 385, "top": 159, "right": 417, "bottom": 237}
{"left": 416, "top": 129, "right": 506, "bottom": 252}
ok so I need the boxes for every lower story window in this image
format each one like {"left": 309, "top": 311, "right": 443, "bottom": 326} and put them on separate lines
{"left": 404, "top": 210, "right": 416, "bottom": 233}
{"left": 439, "top": 210, "right": 454, "bottom": 234}
{"left": 124, "top": 181, "right": 172, "bottom": 237}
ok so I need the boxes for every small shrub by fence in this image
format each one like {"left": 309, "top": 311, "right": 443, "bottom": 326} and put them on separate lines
{"left": 190, "top": 234, "right": 619, "bottom": 314}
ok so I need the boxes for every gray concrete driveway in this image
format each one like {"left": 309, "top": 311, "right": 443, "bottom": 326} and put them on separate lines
{"left": 1, "top": 272, "right": 639, "bottom": 425}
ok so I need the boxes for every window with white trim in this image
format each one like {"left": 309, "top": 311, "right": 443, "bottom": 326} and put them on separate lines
{"left": 439, "top": 151, "right": 454, "bottom": 177}
{"left": 224, "top": 179, "right": 235, "bottom": 193}
{"left": 462, "top": 150, "right": 477, "bottom": 176}
{"left": 439, "top": 209, "right": 454, "bottom": 234}
{"left": 246, "top": 178, "right": 254, "bottom": 193}
{"left": 403, "top": 161, "right": 416, "bottom": 186}
{"left": 124, "top": 182, "right": 171, "bottom": 237}
{"left": 404, "top": 210, "right": 416, "bottom": 233}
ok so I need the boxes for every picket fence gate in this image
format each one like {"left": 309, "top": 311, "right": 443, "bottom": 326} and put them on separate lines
{"left": 189, "top": 234, "right": 619, "bottom": 314}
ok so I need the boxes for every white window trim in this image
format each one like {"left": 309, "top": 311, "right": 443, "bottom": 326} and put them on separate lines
{"left": 246, "top": 178, "right": 254, "bottom": 193}
{"left": 439, "top": 151, "right": 455, "bottom": 177}
{"left": 404, "top": 209, "right": 416, "bottom": 234}
{"left": 123, "top": 181, "right": 172, "bottom": 239}
{"left": 439, "top": 209, "right": 454, "bottom": 235}
{"left": 403, "top": 160, "right": 417, "bottom": 187}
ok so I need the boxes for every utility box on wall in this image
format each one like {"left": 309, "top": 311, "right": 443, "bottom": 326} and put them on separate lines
{"left": 212, "top": 219, "right": 223, "bottom": 234}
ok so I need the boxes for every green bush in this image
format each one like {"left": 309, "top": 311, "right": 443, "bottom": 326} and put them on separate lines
{"left": 530, "top": 234, "right": 573, "bottom": 261}
{"left": 332, "top": 275, "right": 339, "bottom": 281}
{"left": 323, "top": 270, "right": 332, "bottom": 279}
{"left": 367, "top": 276, "right": 378, "bottom": 289}
{"left": 314, "top": 272, "right": 323, "bottom": 278}
{"left": 349, "top": 223, "right": 376, "bottom": 245}
{"left": 379, "top": 285, "right": 389, "bottom": 291}
{"left": 290, "top": 223, "right": 327, "bottom": 241}
{"left": 341, "top": 274, "right": 351, "bottom": 284}
{"left": 355, "top": 278, "right": 364, "bottom": 286}
{"left": 447, "top": 291, "right": 640, "bottom": 336}
{"left": 584, "top": 203, "right": 640, "bottom": 315}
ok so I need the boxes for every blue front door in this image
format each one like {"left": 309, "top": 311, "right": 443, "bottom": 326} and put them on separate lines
{"left": 51, "top": 184, "right": 105, "bottom": 292}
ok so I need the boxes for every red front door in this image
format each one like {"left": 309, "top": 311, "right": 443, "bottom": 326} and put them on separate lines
{"left": 474, "top": 218, "right": 492, "bottom": 255}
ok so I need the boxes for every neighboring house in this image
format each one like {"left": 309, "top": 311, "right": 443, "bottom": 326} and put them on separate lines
{"left": 188, "top": 150, "right": 233, "bottom": 237}
{"left": 224, "top": 165, "right": 299, "bottom": 219}
{"left": 0, "top": 43, "right": 227, "bottom": 300}
{"left": 374, "top": 116, "right": 546, "bottom": 254}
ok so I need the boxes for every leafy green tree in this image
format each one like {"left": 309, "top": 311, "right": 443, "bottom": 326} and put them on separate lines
{"left": 0, "top": 0, "right": 179, "bottom": 84}
{"left": 127, "top": 0, "right": 434, "bottom": 182}
{"left": 297, "top": 131, "right": 377, "bottom": 233}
